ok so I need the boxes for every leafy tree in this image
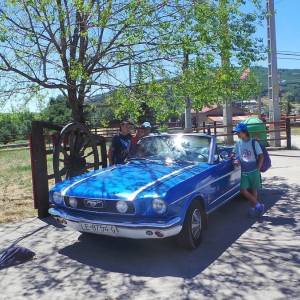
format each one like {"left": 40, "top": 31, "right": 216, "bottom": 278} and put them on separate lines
{"left": 0, "top": 111, "right": 35, "bottom": 144}
{"left": 40, "top": 95, "right": 72, "bottom": 125}
{"left": 110, "top": 76, "right": 185, "bottom": 125}
{"left": 163, "top": 1, "right": 263, "bottom": 127}
{"left": 0, "top": 0, "right": 178, "bottom": 122}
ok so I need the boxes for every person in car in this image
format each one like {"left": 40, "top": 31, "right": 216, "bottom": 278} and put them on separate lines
{"left": 109, "top": 120, "right": 132, "bottom": 165}
{"left": 233, "top": 122, "right": 265, "bottom": 217}
{"left": 131, "top": 125, "right": 143, "bottom": 146}
{"left": 131, "top": 122, "right": 152, "bottom": 145}
{"left": 140, "top": 121, "right": 152, "bottom": 137}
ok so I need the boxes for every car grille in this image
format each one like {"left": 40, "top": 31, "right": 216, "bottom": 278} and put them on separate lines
{"left": 64, "top": 197, "right": 135, "bottom": 214}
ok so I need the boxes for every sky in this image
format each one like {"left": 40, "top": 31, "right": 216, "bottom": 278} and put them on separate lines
{"left": 255, "top": 0, "right": 300, "bottom": 69}
{"left": 2, "top": 0, "right": 300, "bottom": 112}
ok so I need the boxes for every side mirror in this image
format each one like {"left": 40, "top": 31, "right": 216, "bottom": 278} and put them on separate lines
{"left": 220, "top": 150, "right": 230, "bottom": 160}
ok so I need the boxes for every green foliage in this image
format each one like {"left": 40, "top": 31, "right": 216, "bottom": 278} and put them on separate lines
{"left": 111, "top": 0, "right": 263, "bottom": 121}
{"left": 111, "top": 79, "right": 185, "bottom": 125}
{"left": 0, "top": 111, "right": 35, "bottom": 144}
{"left": 173, "top": 57, "right": 220, "bottom": 111}
{"left": 191, "top": 0, "right": 263, "bottom": 102}
{"left": 40, "top": 95, "right": 72, "bottom": 125}
{"left": 0, "top": 95, "right": 73, "bottom": 144}
{"left": 0, "top": 0, "right": 266, "bottom": 126}
{"left": 253, "top": 66, "right": 300, "bottom": 101}
{"left": 0, "top": 0, "right": 179, "bottom": 121}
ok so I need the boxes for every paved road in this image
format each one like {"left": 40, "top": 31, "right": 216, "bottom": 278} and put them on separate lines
{"left": 1, "top": 150, "right": 300, "bottom": 300}
{"left": 291, "top": 135, "right": 300, "bottom": 149}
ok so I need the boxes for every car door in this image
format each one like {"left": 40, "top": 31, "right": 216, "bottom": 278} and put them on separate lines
{"left": 206, "top": 146, "right": 240, "bottom": 211}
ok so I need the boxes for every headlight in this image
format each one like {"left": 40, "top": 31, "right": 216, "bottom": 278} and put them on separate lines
{"left": 69, "top": 197, "right": 78, "bottom": 208}
{"left": 116, "top": 201, "right": 128, "bottom": 213}
{"left": 52, "top": 192, "right": 64, "bottom": 205}
{"left": 152, "top": 198, "right": 167, "bottom": 214}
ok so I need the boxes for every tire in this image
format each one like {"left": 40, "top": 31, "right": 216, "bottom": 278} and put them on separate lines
{"left": 177, "top": 199, "right": 206, "bottom": 250}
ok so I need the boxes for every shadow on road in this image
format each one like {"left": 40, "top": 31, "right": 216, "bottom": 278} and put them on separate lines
{"left": 58, "top": 176, "right": 297, "bottom": 279}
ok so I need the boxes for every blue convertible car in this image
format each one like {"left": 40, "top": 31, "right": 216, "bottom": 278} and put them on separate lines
{"left": 49, "top": 134, "right": 240, "bottom": 249}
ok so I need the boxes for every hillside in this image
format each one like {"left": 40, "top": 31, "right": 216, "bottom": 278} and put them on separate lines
{"left": 252, "top": 66, "right": 300, "bottom": 101}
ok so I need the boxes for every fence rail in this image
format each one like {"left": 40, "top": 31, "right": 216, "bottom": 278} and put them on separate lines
{"left": 287, "top": 115, "right": 300, "bottom": 126}
{"left": 2, "top": 115, "right": 300, "bottom": 151}
{"left": 197, "top": 119, "right": 291, "bottom": 148}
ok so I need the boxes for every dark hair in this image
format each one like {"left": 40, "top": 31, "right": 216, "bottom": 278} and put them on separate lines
{"left": 242, "top": 130, "right": 250, "bottom": 137}
{"left": 119, "top": 120, "right": 130, "bottom": 130}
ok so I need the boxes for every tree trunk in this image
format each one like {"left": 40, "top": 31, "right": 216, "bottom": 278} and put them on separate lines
{"left": 184, "top": 97, "right": 193, "bottom": 133}
{"left": 182, "top": 50, "right": 192, "bottom": 133}
{"left": 71, "top": 103, "right": 84, "bottom": 123}
{"left": 223, "top": 99, "right": 234, "bottom": 145}
{"left": 68, "top": 88, "right": 85, "bottom": 123}
{"left": 219, "top": 0, "right": 233, "bottom": 145}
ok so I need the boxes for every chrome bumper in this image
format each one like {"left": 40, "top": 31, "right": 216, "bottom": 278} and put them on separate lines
{"left": 49, "top": 207, "right": 182, "bottom": 239}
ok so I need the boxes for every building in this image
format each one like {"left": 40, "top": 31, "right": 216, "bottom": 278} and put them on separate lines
{"left": 191, "top": 104, "right": 250, "bottom": 125}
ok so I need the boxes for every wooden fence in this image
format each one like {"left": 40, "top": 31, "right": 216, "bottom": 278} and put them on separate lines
{"left": 196, "top": 118, "right": 291, "bottom": 149}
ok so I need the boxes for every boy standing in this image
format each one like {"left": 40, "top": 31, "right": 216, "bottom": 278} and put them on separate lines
{"left": 233, "top": 123, "right": 265, "bottom": 217}
{"left": 109, "top": 120, "right": 132, "bottom": 165}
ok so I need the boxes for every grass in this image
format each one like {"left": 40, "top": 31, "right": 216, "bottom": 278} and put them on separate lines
{"left": 0, "top": 144, "right": 105, "bottom": 224}
{"left": 0, "top": 147, "right": 54, "bottom": 223}
{"left": 0, "top": 148, "right": 36, "bottom": 223}
{"left": 0, "top": 139, "right": 29, "bottom": 146}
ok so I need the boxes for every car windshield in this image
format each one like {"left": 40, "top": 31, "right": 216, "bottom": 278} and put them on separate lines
{"left": 129, "top": 134, "right": 211, "bottom": 163}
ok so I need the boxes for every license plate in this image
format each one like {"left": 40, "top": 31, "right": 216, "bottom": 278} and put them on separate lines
{"left": 80, "top": 223, "right": 119, "bottom": 235}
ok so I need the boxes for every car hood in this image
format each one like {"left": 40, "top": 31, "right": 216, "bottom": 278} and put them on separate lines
{"left": 60, "top": 160, "right": 198, "bottom": 200}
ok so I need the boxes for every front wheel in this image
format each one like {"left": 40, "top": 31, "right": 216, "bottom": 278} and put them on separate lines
{"left": 177, "top": 200, "right": 206, "bottom": 249}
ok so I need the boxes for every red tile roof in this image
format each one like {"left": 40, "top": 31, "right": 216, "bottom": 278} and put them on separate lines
{"left": 208, "top": 115, "right": 257, "bottom": 122}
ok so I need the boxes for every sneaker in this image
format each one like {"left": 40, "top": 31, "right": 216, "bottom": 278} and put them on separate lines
{"left": 255, "top": 203, "right": 265, "bottom": 217}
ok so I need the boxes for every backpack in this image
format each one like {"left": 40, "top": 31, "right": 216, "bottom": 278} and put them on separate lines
{"left": 252, "top": 139, "right": 271, "bottom": 173}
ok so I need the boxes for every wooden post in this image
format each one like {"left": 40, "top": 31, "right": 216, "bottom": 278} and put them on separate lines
{"left": 202, "top": 121, "right": 206, "bottom": 134}
{"left": 213, "top": 121, "right": 217, "bottom": 135}
{"left": 207, "top": 125, "right": 211, "bottom": 136}
{"left": 30, "top": 121, "right": 49, "bottom": 218}
{"left": 195, "top": 110, "right": 200, "bottom": 133}
{"left": 100, "top": 138, "right": 108, "bottom": 168}
{"left": 286, "top": 117, "right": 291, "bottom": 150}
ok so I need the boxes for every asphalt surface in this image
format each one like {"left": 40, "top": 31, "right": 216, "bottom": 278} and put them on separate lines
{"left": 0, "top": 150, "right": 299, "bottom": 300}
{"left": 291, "top": 134, "right": 300, "bottom": 149}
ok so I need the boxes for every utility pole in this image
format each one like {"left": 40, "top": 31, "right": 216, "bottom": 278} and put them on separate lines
{"left": 267, "top": 0, "right": 281, "bottom": 146}
{"left": 258, "top": 95, "right": 262, "bottom": 118}
{"left": 183, "top": 50, "right": 193, "bottom": 132}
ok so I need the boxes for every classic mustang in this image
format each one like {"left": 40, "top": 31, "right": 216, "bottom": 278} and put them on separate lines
{"left": 49, "top": 133, "right": 240, "bottom": 249}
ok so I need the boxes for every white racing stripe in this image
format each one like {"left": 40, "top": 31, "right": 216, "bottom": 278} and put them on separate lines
{"left": 60, "top": 164, "right": 196, "bottom": 201}
{"left": 170, "top": 169, "right": 237, "bottom": 206}
{"left": 128, "top": 164, "right": 196, "bottom": 201}
{"left": 61, "top": 167, "right": 116, "bottom": 196}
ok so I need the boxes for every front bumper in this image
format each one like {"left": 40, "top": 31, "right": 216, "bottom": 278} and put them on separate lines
{"left": 49, "top": 207, "right": 182, "bottom": 239}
